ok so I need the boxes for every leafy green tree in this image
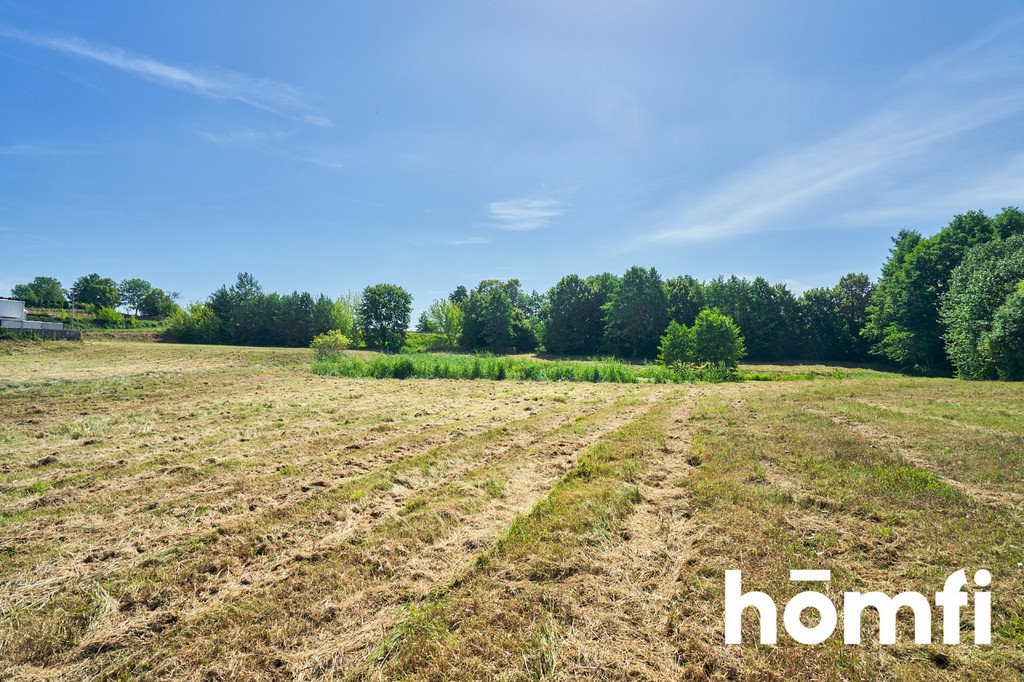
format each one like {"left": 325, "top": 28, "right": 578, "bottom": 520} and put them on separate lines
{"left": 542, "top": 274, "right": 605, "bottom": 355}
{"left": 422, "top": 299, "right": 463, "bottom": 346}
{"left": 10, "top": 276, "right": 66, "bottom": 308}
{"left": 799, "top": 287, "right": 846, "bottom": 361}
{"left": 139, "top": 288, "right": 179, "bottom": 318}
{"left": 416, "top": 311, "right": 438, "bottom": 333}
{"left": 658, "top": 320, "right": 695, "bottom": 366}
{"left": 119, "top": 278, "right": 152, "bottom": 317}
{"left": 209, "top": 272, "right": 265, "bottom": 345}
{"left": 168, "top": 303, "right": 221, "bottom": 343}
{"left": 459, "top": 280, "right": 537, "bottom": 351}
{"left": 994, "top": 206, "right": 1024, "bottom": 240}
{"left": 693, "top": 308, "right": 746, "bottom": 367}
{"left": 358, "top": 283, "right": 412, "bottom": 351}
{"left": 449, "top": 285, "right": 468, "bottom": 304}
{"left": 481, "top": 288, "right": 515, "bottom": 347}
{"left": 518, "top": 289, "right": 546, "bottom": 319}
{"left": 989, "top": 282, "right": 1024, "bottom": 380}
{"left": 832, "top": 273, "right": 874, "bottom": 359}
{"left": 864, "top": 209, "right": 1019, "bottom": 372}
{"left": 941, "top": 234, "right": 1024, "bottom": 379}
{"left": 331, "top": 292, "right": 361, "bottom": 344}
{"left": 70, "top": 273, "right": 121, "bottom": 310}
{"left": 603, "top": 266, "right": 668, "bottom": 358}
{"left": 664, "top": 275, "right": 704, "bottom": 327}
{"left": 697, "top": 275, "right": 801, "bottom": 360}
{"left": 798, "top": 273, "right": 874, "bottom": 361}
{"left": 586, "top": 272, "right": 619, "bottom": 352}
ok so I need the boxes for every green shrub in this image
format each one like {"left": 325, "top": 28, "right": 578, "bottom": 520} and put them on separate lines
{"left": 167, "top": 303, "right": 221, "bottom": 343}
{"left": 310, "top": 330, "right": 351, "bottom": 359}
{"left": 95, "top": 306, "right": 126, "bottom": 329}
{"left": 658, "top": 320, "right": 695, "bottom": 367}
{"left": 693, "top": 308, "right": 746, "bottom": 368}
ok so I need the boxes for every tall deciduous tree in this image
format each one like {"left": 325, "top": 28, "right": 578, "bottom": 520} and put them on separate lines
{"left": 658, "top": 320, "right": 695, "bottom": 366}
{"left": 139, "top": 288, "right": 179, "bottom": 318}
{"left": 10, "top": 276, "right": 66, "bottom": 307}
{"left": 941, "top": 233, "right": 1024, "bottom": 379}
{"left": 542, "top": 274, "right": 604, "bottom": 355}
{"left": 331, "top": 292, "right": 361, "bottom": 344}
{"left": 864, "top": 209, "right": 1019, "bottom": 372}
{"left": 989, "top": 283, "right": 1024, "bottom": 380}
{"left": 603, "top": 266, "right": 668, "bottom": 358}
{"left": 664, "top": 275, "right": 704, "bottom": 327}
{"left": 119, "top": 278, "right": 153, "bottom": 317}
{"left": 459, "top": 280, "right": 537, "bottom": 351}
{"left": 422, "top": 299, "right": 463, "bottom": 346}
{"left": 70, "top": 273, "right": 121, "bottom": 310}
{"left": 358, "top": 283, "right": 412, "bottom": 351}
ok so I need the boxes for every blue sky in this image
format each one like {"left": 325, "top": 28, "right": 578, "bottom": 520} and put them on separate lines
{"left": 2, "top": 1, "right": 1023, "bottom": 314}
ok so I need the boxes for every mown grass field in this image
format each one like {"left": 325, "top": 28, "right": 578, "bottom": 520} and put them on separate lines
{"left": 1, "top": 340, "right": 1022, "bottom": 680}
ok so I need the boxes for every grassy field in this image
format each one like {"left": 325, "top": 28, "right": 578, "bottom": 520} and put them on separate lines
{"left": 1, "top": 340, "right": 1022, "bottom": 680}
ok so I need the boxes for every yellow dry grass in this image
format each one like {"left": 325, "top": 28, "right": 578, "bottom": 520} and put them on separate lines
{"left": 1, "top": 340, "right": 1022, "bottom": 680}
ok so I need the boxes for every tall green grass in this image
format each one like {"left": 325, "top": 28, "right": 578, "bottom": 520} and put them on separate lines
{"left": 311, "top": 352, "right": 738, "bottom": 384}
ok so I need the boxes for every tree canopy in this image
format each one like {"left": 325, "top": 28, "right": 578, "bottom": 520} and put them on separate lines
{"left": 358, "top": 283, "right": 412, "bottom": 351}
{"left": 864, "top": 208, "right": 1024, "bottom": 373}
{"left": 70, "top": 274, "right": 121, "bottom": 310}
{"left": 10, "top": 276, "right": 66, "bottom": 308}
{"left": 941, "top": 233, "right": 1024, "bottom": 379}
{"left": 119, "top": 278, "right": 152, "bottom": 317}
{"left": 603, "top": 266, "right": 668, "bottom": 358}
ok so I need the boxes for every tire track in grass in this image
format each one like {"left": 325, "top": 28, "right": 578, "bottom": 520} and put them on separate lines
{"left": 804, "top": 406, "right": 1024, "bottom": 511}
{"left": 554, "top": 390, "right": 698, "bottom": 680}
{"left": 0, "top": 383, "right": 531, "bottom": 609}
{"left": 0, "top": 382, "right": 609, "bottom": 676}
{"left": 348, "top": 395, "right": 678, "bottom": 681}
{"left": 30, "top": 387, "right": 654, "bottom": 679}
{"left": 845, "top": 397, "right": 1018, "bottom": 437}
{"left": 288, "top": 390, "right": 668, "bottom": 680}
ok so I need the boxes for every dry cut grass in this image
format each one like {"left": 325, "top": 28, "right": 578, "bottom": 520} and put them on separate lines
{"left": 1, "top": 340, "right": 1022, "bottom": 680}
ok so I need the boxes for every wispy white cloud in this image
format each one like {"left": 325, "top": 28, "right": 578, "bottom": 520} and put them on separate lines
{"left": 840, "top": 153, "right": 1024, "bottom": 226}
{"left": 634, "top": 24, "right": 1024, "bottom": 246}
{"left": 488, "top": 195, "right": 565, "bottom": 231}
{"left": 0, "top": 25, "right": 330, "bottom": 127}
{"left": 200, "top": 127, "right": 346, "bottom": 169}
{"left": 443, "top": 236, "right": 491, "bottom": 246}
{"left": 0, "top": 144, "right": 58, "bottom": 155}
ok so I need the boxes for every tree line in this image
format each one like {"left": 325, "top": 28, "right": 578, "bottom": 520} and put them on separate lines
{"left": 165, "top": 266, "right": 864, "bottom": 367}
{"left": 864, "top": 207, "right": 1024, "bottom": 379}
{"left": 8, "top": 274, "right": 180, "bottom": 319}
{"left": 16, "top": 206, "right": 1022, "bottom": 379}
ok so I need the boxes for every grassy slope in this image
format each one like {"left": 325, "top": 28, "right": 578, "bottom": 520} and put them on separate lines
{"left": 1, "top": 340, "right": 1021, "bottom": 680}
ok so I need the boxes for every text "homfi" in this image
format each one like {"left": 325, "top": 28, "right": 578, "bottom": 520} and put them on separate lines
{"left": 725, "top": 569, "right": 991, "bottom": 645}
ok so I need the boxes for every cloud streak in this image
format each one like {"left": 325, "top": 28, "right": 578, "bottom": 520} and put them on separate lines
{"left": 0, "top": 25, "right": 330, "bottom": 127}
{"left": 635, "top": 24, "right": 1024, "bottom": 246}
{"left": 443, "top": 236, "right": 491, "bottom": 245}
{"left": 488, "top": 195, "right": 565, "bottom": 231}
